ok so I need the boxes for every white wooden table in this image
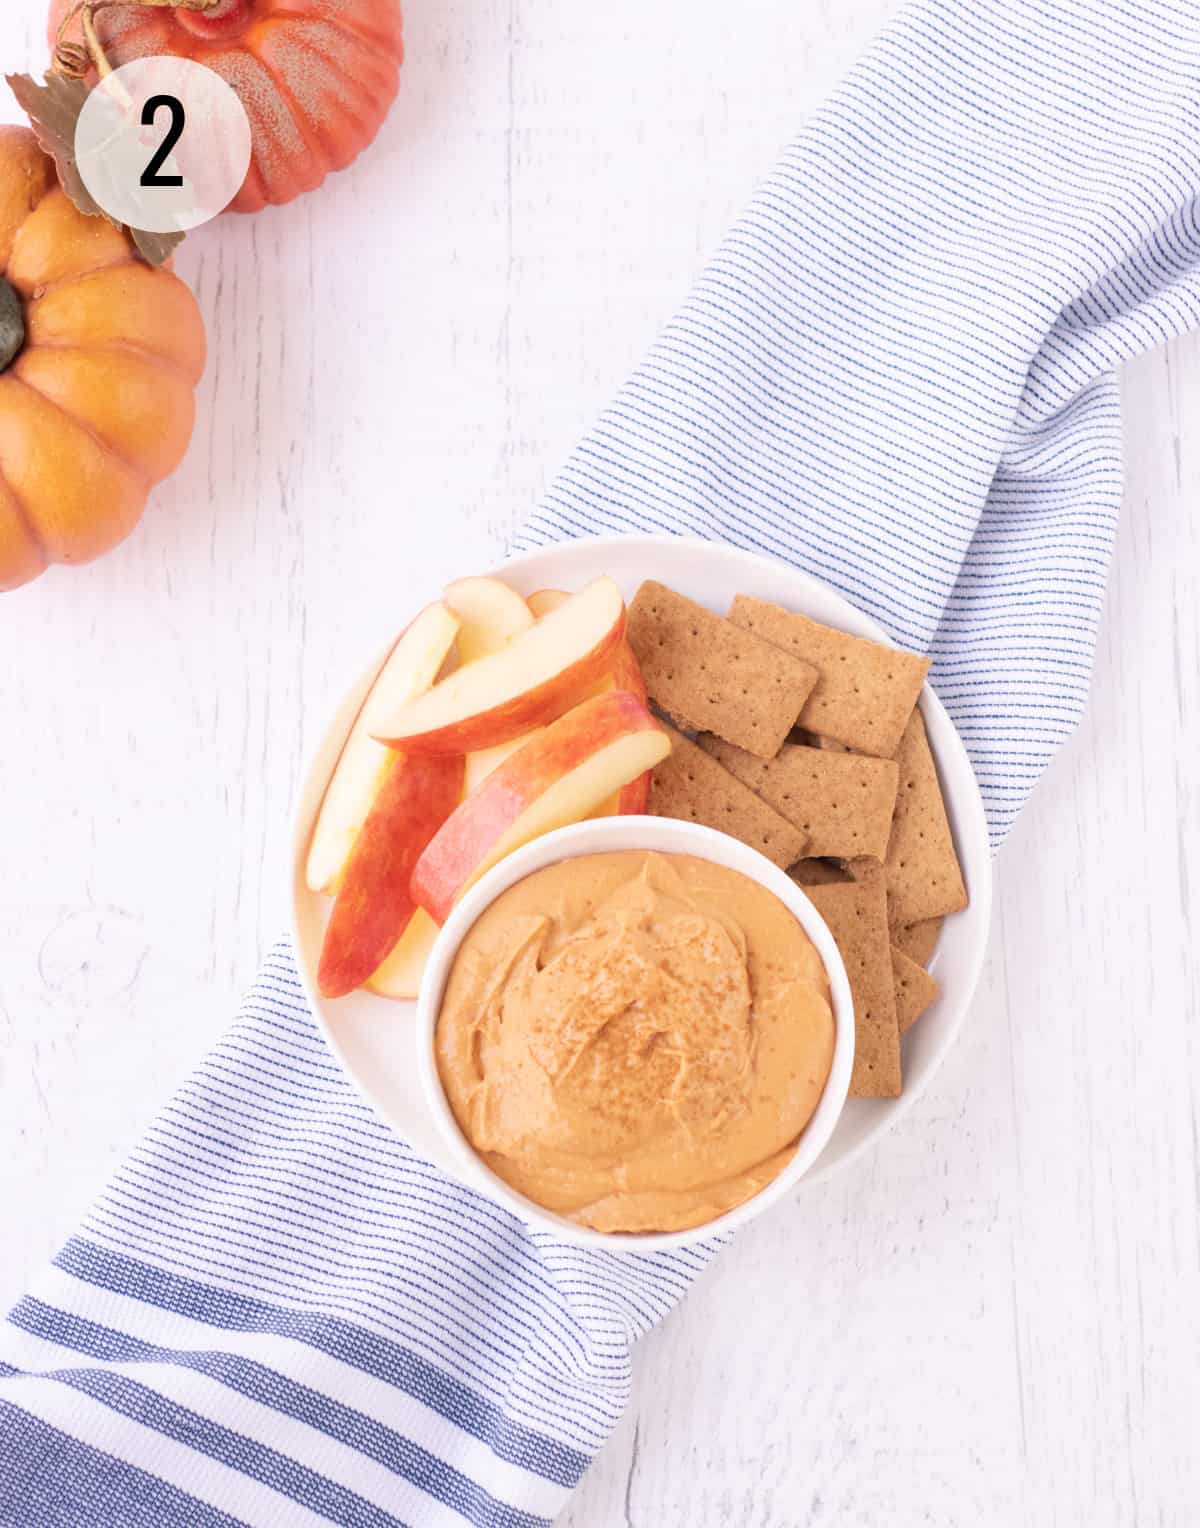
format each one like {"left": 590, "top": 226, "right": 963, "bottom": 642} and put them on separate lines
{"left": 2, "top": 3, "right": 1198, "bottom": 1523}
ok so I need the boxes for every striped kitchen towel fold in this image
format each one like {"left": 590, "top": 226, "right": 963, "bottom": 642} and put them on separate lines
{"left": 0, "top": 944, "right": 711, "bottom": 1527}
{"left": 5, "top": 0, "right": 1200, "bottom": 1523}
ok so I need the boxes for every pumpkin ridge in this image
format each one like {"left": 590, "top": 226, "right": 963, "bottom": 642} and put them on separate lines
{"left": 292, "top": 20, "right": 400, "bottom": 109}
{"left": 6, "top": 190, "right": 132, "bottom": 296}
{"left": 238, "top": 15, "right": 399, "bottom": 182}
{"left": 11, "top": 261, "right": 132, "bottom": 307}
{"left": 258, "top": 0, "right": 403, "bottom": 54}
{"left": 271, "top": 7, "right": 403, "bottom": 58}
{"left": 222, "top": 25, "right": 336, "bottom": 188}
{"left": 26, "top": 336, "right": 201, "bottom": 385}
{"left": 258, "top": 22, "right": 392, "bottom": 161}
{"left": 7, "top": 370, "right": 151, "bottom": 489}
{"left": 0, "top": 438, "right": 47, "bottom": 564}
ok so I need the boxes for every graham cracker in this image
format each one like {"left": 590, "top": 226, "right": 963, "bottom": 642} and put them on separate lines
{"left": 729, "top": 596, "right": 929, "bottom": 757}
{"left": 793, "top": 730, "right": 853, "bottom": 754}
{"left": 844, "top": 855, "right": 886, "bottom": 895}
{"left": 790, "top": 858, "right": 851, "bottom": 888}
{"left": 805, "top": 878, "right": 901, "bottom": 1098}
{"left": 892, "top": 917, "right": 943, "bottom": 967}
{"left": 885, "top": 708, "right": 968, "bottom": 925}
{"left": 844, "top": 860, "right": 948, "bottom": 965}
{"left": 628, "top": 582, "right": 817, "bottom": 758}
{"left": 648, "top": 726, "right": 807, "bottom": 869}
{"left": 700, "top": 737, "right": 899, "bottom": 860}
{"left": 892, "top": 946, "right": 940, "bottom": 1034}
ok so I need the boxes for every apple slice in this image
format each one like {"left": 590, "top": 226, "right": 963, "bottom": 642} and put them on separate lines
{"left": 525, "top": 588, "right": 568, "bottom": 618}
{"left": 365, "top": 908, "right": 440, "bottom": 999}
{"left": 533, "top": 591, "right": 647, "bottom": 813}
{"left": 372, "top": 576, "right": 625, "bottom": 754}
{"left": 444, "top": 576, "right": 534, "bottom": 663}
{"left": 306, "top": 602, "right": 459, "bottom": 894}
{"left": 318, "top": 751, "right": 464, "bottom": 998}
{"left": 603, "top": 640, "right": 653, "bottom": 811}
{"left": 605, "top": 635, "right": 649, "bottom": 705}
{"left": 464, "top": 729, "right": 545, "bottom": 795}
{"left": 528, "top": 586, "right": 648, "bottom": 699}
{"left": 411, "top": 690, "right": 671, "bottom": 924}
{"left": 528, "top": 587, "right": 652, "bottom": 816}
{"left": 591, "top": 771, "right": 652, "bottom": 819}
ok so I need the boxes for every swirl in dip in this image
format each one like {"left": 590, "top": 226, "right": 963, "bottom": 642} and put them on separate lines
{"left": 435, "top": 850, "right": 834, "bottom": 1233}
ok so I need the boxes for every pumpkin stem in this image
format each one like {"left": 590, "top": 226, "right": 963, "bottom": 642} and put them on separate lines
{"left": 53, "top": 0, "right": 222, "bottom": 79}
{"left": 0, "top": 279, "right": 25, "bottom": 374}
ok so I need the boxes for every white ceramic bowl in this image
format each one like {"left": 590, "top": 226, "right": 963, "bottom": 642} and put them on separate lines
{"left": 413, "top": 815, "right": 856, "bottom": 1252}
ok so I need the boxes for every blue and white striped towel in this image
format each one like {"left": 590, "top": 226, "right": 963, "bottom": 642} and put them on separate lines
{"left": 5, "top": 0, "right": 1200, "bottom": 1522}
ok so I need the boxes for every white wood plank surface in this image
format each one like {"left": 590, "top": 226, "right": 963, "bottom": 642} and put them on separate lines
{"left": 1, "top": 3, "right": 1197, "bottom": 1524}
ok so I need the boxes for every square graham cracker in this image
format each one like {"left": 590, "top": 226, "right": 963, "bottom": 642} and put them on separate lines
{"left": 628, "top": 582, "right": 817, "bottom": 758}
{"left": 648, "top": 726, "right": 807, "bottom": 869}
{"left": 729, "top": 596, "right": 929, "bottom": 757}
{"left": 804, "top": 878, "right": 902, "bottom": 1098}
{"left": 700, "top": 738, "right": 899, "bottom": 860}
{"left": 892, "top": 946, "right": 940, "bottom": 1034}
{"left": 884, "top": 708, "right": 968, "bottom": 926}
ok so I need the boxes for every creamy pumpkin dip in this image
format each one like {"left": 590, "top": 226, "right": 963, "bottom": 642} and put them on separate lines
{"left": 435, "top": 850, "right": 835, "bottom": 1233}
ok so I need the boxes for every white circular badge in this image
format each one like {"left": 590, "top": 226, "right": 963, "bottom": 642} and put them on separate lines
{"left": 74, "top": 57, "right": 252, "bottom": 234}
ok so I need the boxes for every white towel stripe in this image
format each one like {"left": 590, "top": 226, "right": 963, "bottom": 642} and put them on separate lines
{"left": 13, "top": 1266, "right": 570, "bottom": 1522}
{"left": 0, "top": 1373, "right": 333, "bottom": 1528}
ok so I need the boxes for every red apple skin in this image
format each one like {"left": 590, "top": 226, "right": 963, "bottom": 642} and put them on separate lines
{"left": 373, "top": 580, "right": 626, "bottom": 755}
{"left": 318, "top": 751, "right": 465, "bottom": 998}
{"left": 525, "top": 588, "right": 653, "bottom": 817}
{"left": 606, "top": 639, "right": 652, "bottom": 811}
{"left": 617, "top": 773, "right": 651, "bottom": 814}
{"left": 524, "top": 589, "right": 647, "bottom": 706}
{"left": 411, "top": 690, "right": 668, "bottom": 924}
{"left": 306, "top": 601, "right": 459, "bottom": 894}
{"left": 378, "top": 621, "right": 624, "bottom": 753}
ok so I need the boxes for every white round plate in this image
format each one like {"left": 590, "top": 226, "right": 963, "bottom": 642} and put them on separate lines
{"left": 290, "top": 534, "right": 993, "bottom": 1187}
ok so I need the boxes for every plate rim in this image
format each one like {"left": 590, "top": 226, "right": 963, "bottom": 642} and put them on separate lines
{"left": 289, "top": 532, "right": 994, "bottom": 1193}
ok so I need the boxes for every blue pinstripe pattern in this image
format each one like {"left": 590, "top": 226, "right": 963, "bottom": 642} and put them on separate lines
{"left": 517, "top": 0, "right": 1200, "bottom": 847}
{"left": 4, "top": 1, "right": 1200, "bottom": 1522}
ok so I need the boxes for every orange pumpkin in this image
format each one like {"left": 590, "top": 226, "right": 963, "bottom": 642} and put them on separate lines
{"left": 0, "top": 127, "right": 206, "bottom": 590}
{"left": 48, "top": 0, "right": 405, "bottom": 213}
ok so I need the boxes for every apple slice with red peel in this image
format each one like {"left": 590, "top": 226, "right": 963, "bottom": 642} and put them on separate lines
{"left": 372, "top": 576, "right": 626, "bottom": 754}
{"left": 318, "top": 751, "right": 464, "bottom": 998}
{"left": 606, "top": 635, "right": 649, "bottom": 705}
{"left": 529, "top": 592, "right": 652, "bottom": 814}
{"left": 444, "top": 576, "right": 534, "bottom": 663}
{"left": 527, "top": 586, "right": 648, "bottom": 702}
{"left": 364, "top": 908, "right": 440, "bottom": 1000}
{"left": 411, "top": 690, "right": 671, "bottom": 924}
{"left": 306, "top": 602, "right": 460, "bottom": 894}
{"left": 604, "top": 640, "right": 653, "bottom": 810}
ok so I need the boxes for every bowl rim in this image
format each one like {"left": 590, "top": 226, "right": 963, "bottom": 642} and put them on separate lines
{"left": 413, "top": 813, "right": 856, "bottom": 1252}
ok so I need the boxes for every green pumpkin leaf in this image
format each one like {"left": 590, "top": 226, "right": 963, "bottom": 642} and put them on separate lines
{"left": 5, "top": 72, "right": 185, "bottom": 268}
